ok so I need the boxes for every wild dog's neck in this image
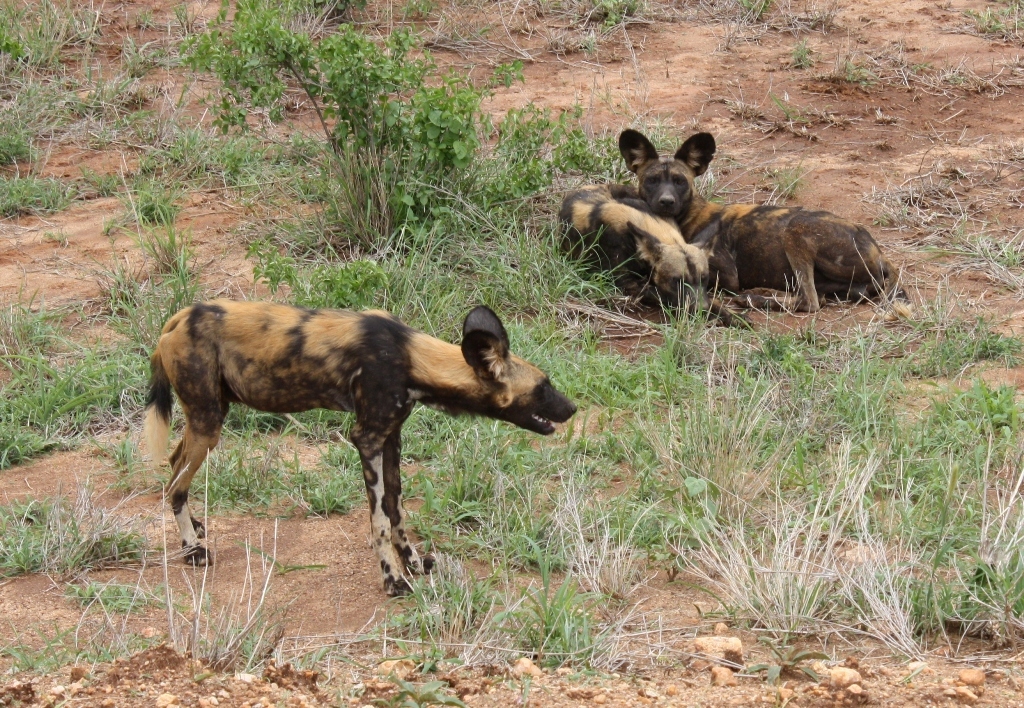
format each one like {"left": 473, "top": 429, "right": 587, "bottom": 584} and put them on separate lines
{"left": 677, "top": 194, "right": 725, "bottom": 241}
{"left": 406, "top": 333, "right": 492, "bottom": 406}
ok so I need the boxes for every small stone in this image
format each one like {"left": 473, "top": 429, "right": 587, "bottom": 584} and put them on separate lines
{"left": 142, "top": 627, "right": 158, "bottom": 638}
{"left": 694, "top": 636, "right": 744, "bottom": 665}
{"left": 943, "top": 688, "right": 958, "bottom": 697}
{"left": 829, "top": 667, "right": 862, "bottom": 689}
{"left": 778, "top": 687, "right": 794, "bottom": 701}
{"left": 218, "top": 690, "right": 231, "bottom": 698}
{"left": 556, "top": 667, "right": 572, "bottom": 676}
{"left": 907, "top": 661, "right": 931, "bottom": 676}
{"left": 711, "top": 667, "right": 738, "bottom": 687}
{"left": 665, "top": 684, "right": 679, "bottom": 696}
{"left": 210, "top": 698, "right": 219, "bottom": 706}
{"left": 199, "top": 700, "right": 211, "bottom": 708}
{"left": 511, "top": 657, "right": 543, "bottom": 679}
{"left": 811, "top": 661, "right": 828, "bottom": 677}
{"left": 70, "top": 666, "right": 88, "bottom": 682}
{"left": 959, "top": 669, "right": 985, "bottom": 687}
{"left": 156, "top": 694, "right": 180, "bottom": 707}
{"left": 377, "top": 659, "right": 416, "bottom": 680}
{"left": 713, "top": 623, "right": 730, "bottom": 635}
{"left": 592, "top": 695, "right": 606, "bottom": 705}
{"left": 101, "top": 700, "right": 115, "bottom": 708}
{"left": 237, "top": 673, "right": 258, "bottom": 684}
{"left": 50, "top": 685, "right": 66, "bottom": 697}
{"left": 848, "top": 684, "right": 863, "bottom": 696}
{"left": 956, "top": 686, "right": 979, "bottom": 704}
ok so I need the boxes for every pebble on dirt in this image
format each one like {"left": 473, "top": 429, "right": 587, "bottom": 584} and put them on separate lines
{"left": 693, "top": 636, "right": 744, "bottom": 665}
{"left": 830, "top": 667, "right": 863, "bottom": 689}
{"left": 711, "top": 667, "right": 738, "bottom": 687}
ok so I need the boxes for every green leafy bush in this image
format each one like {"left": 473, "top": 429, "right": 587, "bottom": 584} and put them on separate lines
{"left": 186, "top": 1, "right": 484, "bottom": 217}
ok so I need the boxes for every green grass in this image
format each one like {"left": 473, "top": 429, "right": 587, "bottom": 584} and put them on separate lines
{"left": 0, "top": 0, "right": 100, "bottom": 69}
{"left": 0, "top": 176, "right": 75, "bottom": 216}
{"left": 66, "top": 581, "right": 164, "bottom": 613}
{"left": 0, "top": 493, "right": 148, "bottom": 577}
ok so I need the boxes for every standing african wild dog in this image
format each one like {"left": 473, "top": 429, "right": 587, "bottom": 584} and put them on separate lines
{"left": 616, "top": 129, "right": 905, "bottom": 313}
{"left": 559, "top": 184, "right": 746, "bottom": 326}
{"left": 143, "top": 299, "right": 576, "bottom": 596}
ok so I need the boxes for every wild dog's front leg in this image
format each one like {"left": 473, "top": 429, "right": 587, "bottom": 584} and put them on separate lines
{"left": 353, "top": 425, "right": 409, "bottom": 596}
{"left": 381, "top": 429, "right": 433, "bottom": 576}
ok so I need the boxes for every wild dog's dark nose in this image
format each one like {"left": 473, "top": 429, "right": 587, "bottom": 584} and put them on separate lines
{"left": 659, "top": 195, "right": 676, "bottom": 208}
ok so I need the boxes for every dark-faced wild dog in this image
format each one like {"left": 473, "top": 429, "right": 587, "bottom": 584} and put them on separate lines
{"left": 559, "top": 185, "right": 745, "bottom": 325}
{"left": 617, "top": 129, "right": 904, "bottom": 313}
{"left": 143, "top": 299, "right": 576, "bottom": 596}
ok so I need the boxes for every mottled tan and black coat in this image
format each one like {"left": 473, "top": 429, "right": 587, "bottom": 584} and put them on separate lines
{"left": 559, "top": 184, "right": 747, "bottom": 325}
{"left": 143, "top": 300, "right": 576, "bottom": 596}
{"left": 616, "top": 129, "right": 905, "bottom": 313}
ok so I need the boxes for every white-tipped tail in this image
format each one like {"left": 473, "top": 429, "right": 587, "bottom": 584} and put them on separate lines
{"left": 143, "top": 405, "right": 170, "bottom": 467}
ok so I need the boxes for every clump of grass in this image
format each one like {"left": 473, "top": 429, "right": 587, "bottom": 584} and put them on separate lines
{"left": 292, "top": 445, "right": 364, "bottom": 516}
{"left": 140, "top": 225, "right": 195, "bottom": 276}
{"left": 66, "top": 581, "right": 164, "bottom": 613}
{"left": 0, "top": 0, "right": 100, "bottom": 69}
{"left": 764, "top": 165, "right": 806, "bottom": 203}
{"left": 965, "top": 2, "right": 1023, "bottom": 43}
{"left": 0, "top": 176, "right": 75, "bottom": 216}
{"left": 127, "top": 180, "right": 180, "bottom": 226}
{"left": 167, "top": 535, "right": 285, "bottom": 671}
{"left": 0, "top": 488, "right": 149, "bottom": 577}
{"left": 0, "top": 122, "right": 31, "bottom": 164}
{"left": 791, "top": 39, "right": 813, "bottom": 68}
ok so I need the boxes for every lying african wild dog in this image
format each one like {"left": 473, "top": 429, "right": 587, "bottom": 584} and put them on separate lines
{"left": 143, "top": 299, "right": 576, "bottom": 596}
{"left": 616, "top": 129, "right": 905, "bottom": 313}
{"left": 559, "top": 184, "right": 746, "bottom": 326}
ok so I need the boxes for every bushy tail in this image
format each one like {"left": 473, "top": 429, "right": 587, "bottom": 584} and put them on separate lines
{"left": 143, "top": 348, "right": 173, "bottom": 466}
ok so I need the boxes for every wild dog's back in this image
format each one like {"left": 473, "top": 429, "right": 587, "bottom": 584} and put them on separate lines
{"left": 154, "top": 299, "right": 389, "bottom": 415}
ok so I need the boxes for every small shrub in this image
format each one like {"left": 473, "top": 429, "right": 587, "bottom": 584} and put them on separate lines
{"left": 185, "top": 1, "right": 486, "bottom": 219}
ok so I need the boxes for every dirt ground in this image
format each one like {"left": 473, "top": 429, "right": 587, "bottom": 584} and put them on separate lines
{"left": 3, "top": 0, "right": 1024, "bottom": 704}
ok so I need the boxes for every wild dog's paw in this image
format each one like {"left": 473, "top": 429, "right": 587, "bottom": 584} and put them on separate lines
{"left": 420, "top": 556, "right": 436, "bottom": 574}
{"left": 183, "top": 544, "right": 212, "bottom": 566}
{"left": 385, "top": 576, "right": 412, "bottom": 597}
{"left": 190, "top": 516, "right": 206, "bottom": 539}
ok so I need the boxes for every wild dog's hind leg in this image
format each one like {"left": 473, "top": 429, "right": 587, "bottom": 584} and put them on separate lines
{"left": 166, "top": 419, "right": 222, "bottom": 565}
{"left": 353, "top": 423, "right": 410, "bottom": 596}
{"left": 781, "top": 237, "right": 821, "bottom": 313}
{"left": 382, "top": 427, "right": 433, "bottom": 576}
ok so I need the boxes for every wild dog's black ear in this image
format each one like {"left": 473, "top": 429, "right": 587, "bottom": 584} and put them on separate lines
{"left": 619, "top": 130, "right": 659, "bottom": 173}
{"left": 690, "top": 219, "right": 719, "bottom": 249}
{"left": 675, "top": 133, "right": 716, "bottom": 176}
{"left": 627, "top": 222, "right": 663, "bottom": 262}
{"left": 462, "top": 306, "right": 510, "bottom": 380}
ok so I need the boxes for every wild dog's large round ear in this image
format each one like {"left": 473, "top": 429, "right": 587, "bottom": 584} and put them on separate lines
{"left": 619, "top": 130, "right": 659, "bottom": 174}
{"left": 676, "top": 133, "right": 716, "bottom": 176}
{"left": 462, "top": 306, "right": 510, "bottom": 380}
